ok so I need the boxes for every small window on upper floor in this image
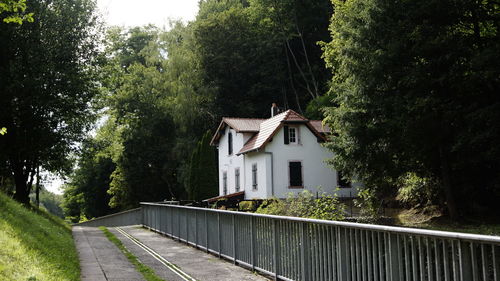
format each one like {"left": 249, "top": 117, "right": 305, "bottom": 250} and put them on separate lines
{"left": 284, "top": 125, "right": 300, "bottom": 145}
{"left": 289, "top": 127, "right": 297, "bottom": 144}
{"left": 228, "top": 131, "right": 233, "bottom": 155}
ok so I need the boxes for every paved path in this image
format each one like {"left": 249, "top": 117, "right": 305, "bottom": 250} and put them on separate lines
{"left": 73, "top": 225, "right": 268, "bottom": 281}
{"left": 73, "top": 226, "right": 144, "bottom": 281}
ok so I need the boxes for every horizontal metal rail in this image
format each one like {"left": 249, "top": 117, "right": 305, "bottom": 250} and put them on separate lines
{"left": 74, "top": 208, "right": 142, "bottom": 227}
{"left": 140, "top": 202, "right": 500, "bottom": 281}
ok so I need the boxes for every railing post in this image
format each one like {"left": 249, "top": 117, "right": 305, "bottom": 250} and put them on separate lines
{"left": 273, "top": 219, "right": 280, "bottom": 280}
{"left": 186, "top": 209, "right": 189, "bottom": 244}
{"left": 251, "top": 216, "right": 255, "bottom": 271}
{"left": 232, "top": 214, "right": 237, "bottom": 264}
{"left": 218, "top": 212, "right": 221, "bottom": 257}
{"left": 205, "top": 211, "right": 209, "bottom": 253}
{"left": 141, "top": 204, "right": 144, "bottom": 226}
{"left": 459, "top": 241, "right": 472, "bottom": 281}
{"left": 337, "top": 227, "right": 348, "bottom": 281}
{"left": 177, "top": 208, "right": 181, "bottom": 241}
{"left": 195, "top": 210, "right": 198, "bottom": 248}
{"left": 389, "top": 233, "right": 401, "bottom": 281}
{"left": 301, "top": 222, "right": 310, "bottom": 281}
{"left": 159, "top": 205, "right": 162, "bottom": 233}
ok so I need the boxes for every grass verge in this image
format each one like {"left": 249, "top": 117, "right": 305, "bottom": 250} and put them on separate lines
{"left": 99, "top": 226, "right": 165, "bottom": 281}
{"left": 0, "top": 192, "right": 79, "bottom": 280}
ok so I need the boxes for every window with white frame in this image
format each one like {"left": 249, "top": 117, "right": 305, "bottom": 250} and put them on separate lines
{"left": 289, "top": 127, "right": 297, "bottom": 143}
{"left": 223, "top": 171, "right": 228, "bottom": 195}
{"left": 235, "top": 168, "right": 240, "bottom": 192}
{"left": 252, "top": 164, "right": 258, "bottom": 190}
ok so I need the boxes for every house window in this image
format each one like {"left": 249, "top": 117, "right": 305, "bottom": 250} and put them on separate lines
{"left": 228, "top": 131, "right": 233, "bottom": 155}
{"left": 284, "top": 125, "right": 299, "bottom": 145}
{"left": 337, "top": 171, "right": 351, "bottom": 188}
{"left": 223, "top": 171, "right": 228, "bottom": 195}
{"left": 289, "top": 127, "right": 297, "bottom": 143}
{"left": 289, "top": 161, "right": 303, "bottom": 188}
{"left": 235, "top": 168, "right": 240, "bottom": 192}
{"left": 252, "top": 164, "right": 257, "bottom": 190}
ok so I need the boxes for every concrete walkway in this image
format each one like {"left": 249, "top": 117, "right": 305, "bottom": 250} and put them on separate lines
{"left": 73, "top": 226, "right": 144, "bottom": 281}
{"left": 73, "top": 225, "right": 268, "bottom": 281}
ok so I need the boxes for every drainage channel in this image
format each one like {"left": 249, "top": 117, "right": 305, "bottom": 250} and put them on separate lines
{"left": 115, "top": 227, "right": 197, "bottom": 281}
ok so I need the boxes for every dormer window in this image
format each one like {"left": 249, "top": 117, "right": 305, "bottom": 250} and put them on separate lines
{"left": 284, "top": 125, "right": 300, "bottom": 145}
{"left": 289, "top": 127, "right": 297, "bottom": 144}
{"left": 228, "top": 131, "right": 233, "bottom": 155}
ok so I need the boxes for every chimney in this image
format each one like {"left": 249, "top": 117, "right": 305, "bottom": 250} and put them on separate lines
{"left": 271, "top": 103, "right": 279, "bottom": 117}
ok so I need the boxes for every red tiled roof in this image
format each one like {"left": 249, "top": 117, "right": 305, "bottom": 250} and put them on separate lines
{"left": 210, "top": 118, "right": 265, "bottom": 145}
{"left": 223, "top": 118, "right": 264, "bottom": 132}
{"left": 211, "top": 109, "right": 329, "bottom": 152}
{"left": 310, "top": 120, "right": 331, "bottom": 134}
{"left": 237, "top": 110, "right": 290, "bottom": 154}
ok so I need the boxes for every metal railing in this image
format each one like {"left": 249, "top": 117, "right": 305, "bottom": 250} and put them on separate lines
{"left": 141, "top": 203, "right": 500, "bottom": 281}
{"left": 75, "top": 208, "right": 141, "bottom": 227}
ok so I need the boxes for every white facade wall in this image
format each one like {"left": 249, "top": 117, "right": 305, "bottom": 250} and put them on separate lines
{"left": 265, "top": 124, "right": 359, "bottom": 198}
{"left": 216, "top": 124, "right": 360, "bottom": 199}
{"left": 242, "top": 152, "right": 270, "bottom": 199}
{"left": 217, "top": 127, "right": 245, "bottom": 195}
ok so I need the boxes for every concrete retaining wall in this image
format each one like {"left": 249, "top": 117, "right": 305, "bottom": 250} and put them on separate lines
{"left": 74, "top": 208, "right": 142, "bottom": 227}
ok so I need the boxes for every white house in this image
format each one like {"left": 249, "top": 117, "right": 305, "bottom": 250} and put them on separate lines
{"left": 210, "top": 105, "right": 360, "bottom": 200}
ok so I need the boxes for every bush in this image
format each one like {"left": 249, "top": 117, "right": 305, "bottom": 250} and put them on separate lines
{"left": 238, "top": 201, "right": 259, "bottom": 212}
{"left": 255, "top": 190, "right": 344, "bottom": 221}
{"left": 353, "top": 188, "right": 382, "bottom": 219}
{"left": 396, "top": 173, "right": 440, "bottom": 208}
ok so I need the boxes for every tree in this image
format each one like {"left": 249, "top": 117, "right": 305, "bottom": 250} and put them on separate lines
{"left": 101, "top": 26, "right": 188, "bottom": 209}
{"left": 0, "top": 0, "right": 102, "bottom": 204}
{"left": 0, "top": 0, "right": 33, "bottom": 24}
{"left": 322, "top": 0, "right": 500, "bottom": 219}
{"left": 62, "top": 137, "right": 116, "bottom": 220}
{"left": 194, "top": 0, "right": 333, "bottom": 118}
{"left": 187, "top": 131, "right": 218, "bottom": 201}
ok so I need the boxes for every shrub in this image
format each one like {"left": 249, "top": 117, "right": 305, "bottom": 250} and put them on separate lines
{"left": 353, "top": 188, "right": 381, "bottom": 218}
{"left": 396, "top": 172, "right": 440, "bottom": 208}
{"left": 256, "top": 190, "right": 344, "bottom": 221}
{"left": 238, "top": 201, "right": 259, "bottom": 212}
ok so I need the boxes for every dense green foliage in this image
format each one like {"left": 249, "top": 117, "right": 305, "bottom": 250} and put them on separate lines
{"left": 187, "top": 131, "right": 218, "bottom": 201}
{"left": 0, "top": 0, "right": 102, "bottom": 204}
{"left": 0, "top": 192, "right": 79, "bottom": 280}
{"left": 322, "top": 0, "right": 500, "bottom": 218}
{"left": 63, "top": 0, "right": 333, "bottom": 215}
{"left": 195, "top": 0, "right": 332, "bottom": 117}
{"left": 256, "top": 190, "right": 345, "bottom": 220}
{"left": 29, "top": 189, "right": 65, "bottom": 218}
{"left": 0, "top": 0, "right": 33, "bottom": 24}
{"left": 62, "top": 137, "right": 116, "bottom": 222}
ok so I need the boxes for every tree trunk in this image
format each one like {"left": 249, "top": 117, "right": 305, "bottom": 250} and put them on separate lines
{"left": 439, "top": 146, "right": 459, "bottom": 220}
{"left": 13, "top": 169, "right": 30, "bottom": 205}
{"left": 36, "top": 166, "right": 40, "bottom": 208}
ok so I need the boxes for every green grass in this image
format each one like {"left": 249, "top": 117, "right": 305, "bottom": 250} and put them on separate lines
{"left": 99, "top": 226, "right": 165, "bottom": 281}
{"left": 0, "top": 192, "right": 80, "bottom": 280}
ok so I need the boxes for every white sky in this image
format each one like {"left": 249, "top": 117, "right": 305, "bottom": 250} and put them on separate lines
{"left": 97, "top": 0, "right": 199, "bottom": 28}
{"left": 45, "top": 0, "right": 199, "bottom": 195}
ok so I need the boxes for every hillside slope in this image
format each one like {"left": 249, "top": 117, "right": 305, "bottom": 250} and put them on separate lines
{"left": 0, "top": 192, "right": 80, "bottom": 280}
